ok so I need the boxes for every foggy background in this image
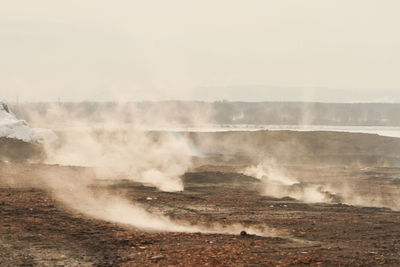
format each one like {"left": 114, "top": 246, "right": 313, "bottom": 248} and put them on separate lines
{"left": 1, "top": 0, "right": 400, "bottom": 102}
{"left": 10, "top": 102, "right": 400, "bottom": 127}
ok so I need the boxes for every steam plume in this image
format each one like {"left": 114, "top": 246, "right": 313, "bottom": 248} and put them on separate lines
{"left": 19, "top": 104, "right": 278, "bottom": 237}
{"left": 243, "top": 160, "right": 333, "bottom": 203}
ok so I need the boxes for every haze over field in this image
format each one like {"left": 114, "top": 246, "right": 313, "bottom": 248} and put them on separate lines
{"left": 3, "top": 2, "right": 400, "bottom": 265}
{"left": 1, "top": 0, "right": 400, "bottom": 102}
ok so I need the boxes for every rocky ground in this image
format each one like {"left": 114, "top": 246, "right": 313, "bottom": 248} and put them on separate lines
{"left": 1, "top": 161, "right": 400, "bottom": 266}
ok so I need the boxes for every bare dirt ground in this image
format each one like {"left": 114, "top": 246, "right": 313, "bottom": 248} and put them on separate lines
{"left": 1, "top": 162, "right": 400, "bottom": 266}
{"left": 2, "top": 131, "right": 400, "bottom": 266}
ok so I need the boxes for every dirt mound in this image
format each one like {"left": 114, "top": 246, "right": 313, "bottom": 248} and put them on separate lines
{"left": 183, "top": 171, "right": 260, "bottom": 184}
{"left": 0, "top": 137, "right": 45, "bottom": 162}
{"left": 187, "top": 131, "right": 400, "bottom": 166}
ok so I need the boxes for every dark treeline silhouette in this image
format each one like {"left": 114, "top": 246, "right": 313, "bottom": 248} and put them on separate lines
{"left": 9, "top": 101, "right": 400, "bottom": 126}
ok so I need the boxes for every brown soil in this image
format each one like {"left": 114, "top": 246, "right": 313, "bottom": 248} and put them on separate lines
{"left": 1, "top": 131, "right": 400, "bottom": 266}
{"left": 0, "top": 137, "right": 45, "bottom": 163}
{"left": 187, "top": 130, "right": 400, "bottom": 166}
{"left": 1, "top": 162, "right": 400, "bottom": 266}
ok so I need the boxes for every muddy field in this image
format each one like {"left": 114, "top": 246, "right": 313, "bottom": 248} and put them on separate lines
{"left": 1, "top": 131, "right": 400, "bottom": 266}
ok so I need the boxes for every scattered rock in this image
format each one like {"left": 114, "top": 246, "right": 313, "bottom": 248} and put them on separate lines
{"left": 150, "top": 255, "right": 165, "bottom": 261}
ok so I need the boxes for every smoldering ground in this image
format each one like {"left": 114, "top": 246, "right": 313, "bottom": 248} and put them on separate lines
{"left": 5, "top": 102, "right": 400, "bottom": 240}
{"left": 242, "top": 159, "right": 400, "bottom": 210}
{"left": 4, "top": 104, "right": 280, "bottom": 238}
{"left": 180, "top": 130, "right": 400, "bottom": 210}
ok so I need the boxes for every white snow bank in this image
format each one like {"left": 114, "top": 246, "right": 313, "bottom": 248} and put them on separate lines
{"left": 0, "top": 102, "right": 57, "bottom": 143}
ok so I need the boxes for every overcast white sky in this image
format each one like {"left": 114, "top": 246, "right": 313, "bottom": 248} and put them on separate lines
{"left": 1, "top": 0, "right": 400, "bottom": 102}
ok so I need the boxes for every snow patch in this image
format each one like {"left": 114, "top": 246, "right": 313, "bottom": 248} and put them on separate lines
{"left": 0, "top": 102, "right": 57, "bottom": 143}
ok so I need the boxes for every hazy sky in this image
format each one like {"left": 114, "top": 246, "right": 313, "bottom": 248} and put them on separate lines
{"left": 1, "top": 0, "right": 400, "bottom": 102}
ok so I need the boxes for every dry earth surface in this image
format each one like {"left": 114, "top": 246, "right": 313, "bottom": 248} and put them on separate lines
{"left": 1, "top": 131, "right": 400, "bottom": 266}
{"left": 1, "top": 163, "right": 400, "bottom": 266}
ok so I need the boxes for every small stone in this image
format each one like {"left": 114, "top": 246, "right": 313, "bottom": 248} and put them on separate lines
{"left": 151, "top": 255, "right": 165, "bottom": 260}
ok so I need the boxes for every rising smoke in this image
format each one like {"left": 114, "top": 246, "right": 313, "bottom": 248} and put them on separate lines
{"left": 45, "top": 129, "right": 191, "bottom": 192}
{"left": 243, "top": 160, "right": 334, "bottom": 203}
{"left": 7, "top": 101, "right": 400, "bottom": 236}
{"left": 243, "top": 159, "right": 400, "bottom": 210}
{"left": 15, "top": 103, "right": 277, "bottom": 237}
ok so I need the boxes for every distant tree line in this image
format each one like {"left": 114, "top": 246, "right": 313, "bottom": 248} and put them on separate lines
{"left": 9, "top": 101, "right": 400, "bottom": 127}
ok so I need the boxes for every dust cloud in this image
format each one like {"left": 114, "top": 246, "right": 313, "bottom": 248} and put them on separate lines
{"left": 34, "top": 166, "right": 277, "bottom": 237}
{"left": 44, "top": 129, "right": 190, "bottom": 192}
{"left": 243, "top": 160, "right": 400, "bottom": 210}
{"left": 243, "top": 160, "right": 333, "bottom": 203}
{"left": 15, "top": 103, "right": 278, "bottom": 237}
